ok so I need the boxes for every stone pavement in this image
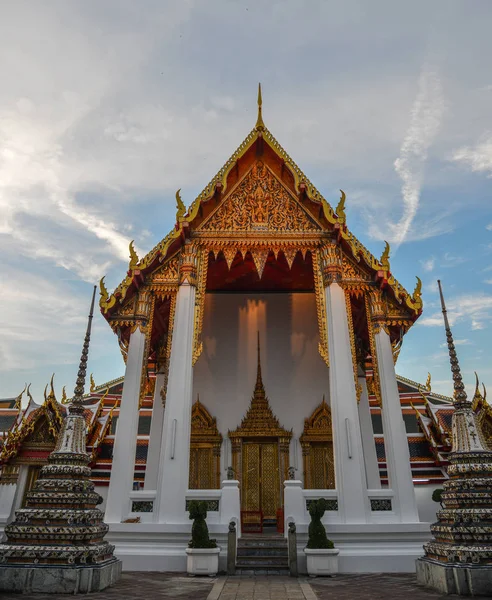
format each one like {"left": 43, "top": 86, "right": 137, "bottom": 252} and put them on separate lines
{"left": 309, "top": 573, "right": 467, "bottom": 599}
{"left": 3, "top": 572, "right": 478, "bottom": 600}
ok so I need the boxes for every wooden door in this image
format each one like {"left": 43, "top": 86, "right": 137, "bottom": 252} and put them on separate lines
{"left": 241, "top": 441, "right": 280, "bottom": 521}
{"left": 310, "top": 442, "right": 335, "bottom": 489}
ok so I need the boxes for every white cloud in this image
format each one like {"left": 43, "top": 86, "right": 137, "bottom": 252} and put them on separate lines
{"left": 420, "top": 257, "right": 435, "bottom": 272}
{"left": 486, "top": 224, "right": 492, "bottom": 231}
{"left": 387, "top": 65, "right": 444, "bottom": 247}
{"left": 485, "top": 279, "right": 492, "bottom": 285}
{"left": 452, "top": 134, "right": 492, "bottom": 177}
{"left": 419, "top": 294, "right": 492, "bottom": 329}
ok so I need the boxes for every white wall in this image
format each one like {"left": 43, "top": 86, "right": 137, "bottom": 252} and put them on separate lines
{"left": 414, "top": 483, "right": 441, "bottom": 525}
{"left": 192, "top": 292, "right": 330, "bottom": 482}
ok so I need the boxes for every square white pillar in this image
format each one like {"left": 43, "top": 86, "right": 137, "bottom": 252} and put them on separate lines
{"left": 325, "top": 282, "right": 369, "bottom": 523}
{"left": 105, "top": 326, "right": 147, "bottom": 523}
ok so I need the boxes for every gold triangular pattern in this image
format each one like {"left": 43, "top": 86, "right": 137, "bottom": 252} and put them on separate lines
{"left": 251, "top": 248, "right": 270, "bottom": 279}
{"left": 222, "top": 248, "right": 238, "bottom": 270}
{"left": 199, "top": 161, "right": 322, "bottom": 234}
{"left": 282, "top": 248, "right": 299, "bottom": 270}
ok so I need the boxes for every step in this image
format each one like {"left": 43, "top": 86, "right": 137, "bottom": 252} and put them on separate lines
{"left": 235, "top": 566, "right": 291, "bottom": 575}
{"left": 238, "top": 538, "right": 287, "bottom": 548}
{"left": 236, "top": 557, "right": 289, "bottom": 567}
{"left": 237, "top": 547, "right": 288, "bottom": 557}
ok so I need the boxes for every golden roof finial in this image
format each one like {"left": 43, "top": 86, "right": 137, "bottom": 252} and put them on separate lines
{"left": 26, "top": 383, "right": 33, "bottom": 406}
{"left": 90, "top": 374, "right": 96, "bottom": 393}
{"left": 14, "top": 384, "right": 27, "bottom": 411}
{"left": 336, "top": 190, "right": 346, "bottom": 223}
{"left": 99, "top": 276, "right": 109, "bottom": 305}
{"left": 49, "top": 373, "right": 56, "bottom": 399}
{"left": 175, "top": 189, "right": 186, "bottom": 220}
{"left": 380, "top": 241, "right": 390, "bottom": 271}
{"left": 43, "top": 383, "right": 48, "bottom": 403}
{"left": 61, "top": 386, "right": 67, "bottom": 404}
{"left": 425, "top": 372, "right": 432, "bottom": 392}
{"left": 129, "top": 241, "right": 139, "bottom": 270}
{"left": 255, "top": 83, "right": 265, "bottom": 131}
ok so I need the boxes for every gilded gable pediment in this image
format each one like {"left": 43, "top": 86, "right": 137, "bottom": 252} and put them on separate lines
{"left": 198, "top": 161, "right": 322, "bottom": 234}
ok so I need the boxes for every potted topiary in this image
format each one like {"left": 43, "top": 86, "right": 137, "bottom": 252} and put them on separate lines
{"left": 303, "top": 498, "right": 339, "bottom": 577}
{"left": 185, "top": 500, "right": 221, "bottom": 576}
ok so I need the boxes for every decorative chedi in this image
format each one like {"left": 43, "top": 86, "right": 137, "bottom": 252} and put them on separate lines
{"left": 416, "top": 280, "right": 492, "bottom": 596}
{"left": 0, "top": 287, "right": 121, "bottom": 594}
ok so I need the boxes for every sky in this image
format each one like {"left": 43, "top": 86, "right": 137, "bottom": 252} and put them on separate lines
{"left": 1, "top": 0, "right": 491, "bottom": 402}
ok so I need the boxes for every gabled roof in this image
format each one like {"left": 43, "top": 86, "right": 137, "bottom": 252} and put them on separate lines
{"left": 99, "top": 86, "right": 423, "bottom": 322}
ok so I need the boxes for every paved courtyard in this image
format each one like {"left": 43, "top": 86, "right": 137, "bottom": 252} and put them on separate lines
{"left": 7, "top": 572, "right": 475, "bottom": 599}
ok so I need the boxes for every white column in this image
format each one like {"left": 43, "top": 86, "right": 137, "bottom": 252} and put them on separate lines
{"left": 155, "top": 283, "right": 195, "bottom": 523}
{"left": 144, "top": 372, "right": 166, "bottom": 491}
{"left": 358, "top": 376, "right": 381, "bottom": 489}
{"left": 325, "top": 282, "right": 369, "bottom": 523}
{"left": 375, "top": 328, "right": 419, "bottom": 522}
{"left": 105, "top": 326, "right": 147, "bottom": 523}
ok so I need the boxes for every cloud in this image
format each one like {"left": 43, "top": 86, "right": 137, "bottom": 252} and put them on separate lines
{"left": 485, "top": 279, "right": 492, "bottom": 285}
{"left": 420, "top": 257, "right": 435, "bottom": 272}
{"left": 487, "top": 224, "right": 492, "bottom": 231}
{"left": 452, "top": 134, "right": 492, "bottom": 177}
{"left": 386, "top": 65, "right": 444, "bottom": 247}
{"left": 419, "top": 293, "right": 492, "bottom": 329}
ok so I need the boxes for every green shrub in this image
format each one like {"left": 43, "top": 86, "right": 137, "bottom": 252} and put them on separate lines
{"left": 432, "top": 489, "right": 443, "bottom": 506}
{"left": 306, "top": 499, "right": 334, "bottom": 550}
{"left": 188, "top": 501, "right": 217, "bottom": 549}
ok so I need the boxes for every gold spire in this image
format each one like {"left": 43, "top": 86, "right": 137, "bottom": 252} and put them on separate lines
{"left": 14, "top": 384, "right": 26, "bottom": 411}
{"left": 255, "top": 83, "right": 265, "bottom": 131}
{"left": 437, "top": 280, "right": 467, "bottom": 406}
{"left": 255, "top": 331, "right": 265, "bottom": 396}
{"left": 72, "top": 286, "right": 97, "bottom": 409}
{"left": 380, "top": 241, "right": 390, "bottom": 271}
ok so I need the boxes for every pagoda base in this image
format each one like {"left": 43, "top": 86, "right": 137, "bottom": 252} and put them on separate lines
{"left": 0, "top": 558, "right": 121, "bottom": 594}
{"left": 416, "top": 557, "right": 492, "bottom": 596}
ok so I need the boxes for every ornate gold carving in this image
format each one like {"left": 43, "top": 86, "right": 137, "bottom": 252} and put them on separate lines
{"left": 365, "top": 293, "right": 382, "bottom": 407}
{"left": 281, "top": 248, "right": 298, "bottom": 269}
{"left": 90, "top": 374, "right": 96, "bottom": 393}
{"left": 200, "top": 161, "right": 321, "bottom": 233}
{"left": 300, "top": 398, "right": 335, "bottom": 489}
{"left": 179, "top": 241, "right": 198, "bottom": 286}
{"left": 138, "top": 293, "right": 155, "bottom": 409}
{"left": 192, "top": 248, "right": 208, "bottom": 366}
{"left": 148, "top": 256, "right": 179, "bottom": 287}
{"left": 175, "top": 188, "right": 186, "bottom": 220}
{"left": 335, "top": 190, "right": 346, "bottom": 223}
{"left": 221, "top": 247, "right": 238, "bottom": 269}
{"left": 380, "top": 241, "right": 390, "bottom": 272}
{"left": 345, "top": 291, "right": 362, "bottom": 402}
{"left": 251, "top": 248, "right": 270, "bottom": 279}
{"left": 319, "top": 242, "right": 342, "bottom": 286}
{"left": 189, "top": 398, "right": 223, "bottom": 489}
{"left": 129, "top": 240, "right": 139, "bottom": 271}
{"left": 229, "top": 335, "right": 292, "bottom": 508}
{"left": 312, "top": 250, "right": 329, "bottom": 367}
{"left": 160, "top": 293, "right": 177, "bottom": 407}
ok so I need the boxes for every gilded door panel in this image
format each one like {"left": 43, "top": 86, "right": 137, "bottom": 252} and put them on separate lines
{"left": 311, "top": 443, "right": 335, "bottom": 489}
{"left": 189, "top": 447, "right": 214, "bottom": 489}
{"left": 242, "top": 443, "right": 260, "bottom": 512}
{"left": 260, "top": 443, "right": 280, "bottom": 520}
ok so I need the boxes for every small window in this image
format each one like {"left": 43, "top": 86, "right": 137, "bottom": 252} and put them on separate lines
{"left": 403, "top": 414, "right": 420, "bottom": 433}
{"left": 371, "top": 414, "right": 383, "bottom": 434}
{"left": 138, "top": 416, "right": 152, "bottom": 435}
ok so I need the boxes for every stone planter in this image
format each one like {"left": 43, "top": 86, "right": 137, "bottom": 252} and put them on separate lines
{"left": 186, "top": 547, "right": 221, "bottom": 576}
{"left": 304, "top": 548, "right": 339, "bottom": 577}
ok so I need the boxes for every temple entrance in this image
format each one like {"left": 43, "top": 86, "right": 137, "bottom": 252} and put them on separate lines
{"left": 241, "top": 440, "right": 281, "bottom": 528}
{"left": 229, "top": 334, "right": 292, "bottom": 533}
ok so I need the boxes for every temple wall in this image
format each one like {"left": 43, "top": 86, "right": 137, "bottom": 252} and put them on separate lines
{"left": 192, "top": 292, "right": 330, "bottom": 483}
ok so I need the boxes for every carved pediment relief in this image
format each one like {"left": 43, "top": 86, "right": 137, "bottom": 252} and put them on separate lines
{"left": 199, "top": 161, "right": 322, "bottom": 233}
{"left": 147, "top": 256, "right": 179, "bottom": 286}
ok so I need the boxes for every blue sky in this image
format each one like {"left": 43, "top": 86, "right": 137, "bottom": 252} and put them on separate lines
{"left": 1, "top": 1, "right": 491, "bottom": 402}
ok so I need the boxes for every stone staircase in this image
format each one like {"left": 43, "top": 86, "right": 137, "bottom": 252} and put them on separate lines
{"left": 236, "top": 535, "right": 289, "bottom": 575}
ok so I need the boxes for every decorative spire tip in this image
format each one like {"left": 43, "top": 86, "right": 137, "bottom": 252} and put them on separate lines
{"left": 255, "top": 82, "right": 265, "bottom": 131}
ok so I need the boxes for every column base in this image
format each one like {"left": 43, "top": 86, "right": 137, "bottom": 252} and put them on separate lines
{"left": 0, "top": 559, "right": 122, "bottom": 594}
{"left": 416, "top": 557, "right": 492, "bottom": 596}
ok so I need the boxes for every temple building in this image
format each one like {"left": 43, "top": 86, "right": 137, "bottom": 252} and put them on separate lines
{"left": 1, "top": 88, "right": 491, "bottom": 573}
